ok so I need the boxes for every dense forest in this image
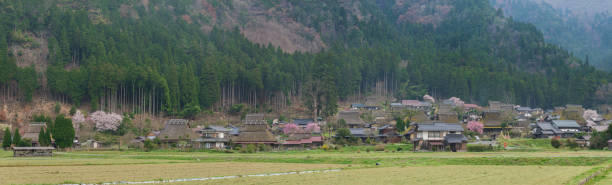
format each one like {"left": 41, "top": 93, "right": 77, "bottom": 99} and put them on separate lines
{"left": 491, "top": 0, "right": 612, "bottom": 70}
{"left": 0, "top": 0, "right": 610, "bottom": 119}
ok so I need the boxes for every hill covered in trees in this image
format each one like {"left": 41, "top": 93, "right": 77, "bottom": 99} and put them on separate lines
{"left": 491, "top": 0, "right": 612, "bottom": 70}
{"left": 0, "top": 0, "right": 610, "bottom": 119}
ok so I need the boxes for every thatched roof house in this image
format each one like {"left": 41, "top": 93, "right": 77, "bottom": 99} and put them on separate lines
{"left": 22, "top": 122, "right": 46, "bottom": 146}
{"left": 158, "top": 119, "right": 196, "bottom": 143}
{"left": 338, "top": 111, "right": 366, "bottom": 128}
{"left": 235, "top": 114, "right": 276, "bottom": 145}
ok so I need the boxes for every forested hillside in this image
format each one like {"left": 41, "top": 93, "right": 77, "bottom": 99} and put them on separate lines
{"left": 491, "top": 0, "right": 612, "bottom": 70}
{"left": 0, "top": 0, "right": 610, "bottom": 119}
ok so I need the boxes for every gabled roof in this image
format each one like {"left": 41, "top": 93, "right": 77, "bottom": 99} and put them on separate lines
{"left": 516, "top": 107, "right": 532, "bottom": 111}
{"left": 536, "top": 122, "right": 561, "bottom": 134}
{"left": 552, "top": 120, "right": 581, "bottom": 128}
{"left": 338, "top": 111, "right": 365, "bottom": 126}
{"left": 244, "top": 113, "right": 266, "bottom": 125}
{"left": 159, "top": 119, "right": 195, "bottom": 141}
{"left": 22, "top": 122, "right": 47, "bottom": 142}
{"left": 415, "top": 123, "right": 464, "bottom": 132}
{"left": 200, "top": 125, "right": 231, "bottom": 132}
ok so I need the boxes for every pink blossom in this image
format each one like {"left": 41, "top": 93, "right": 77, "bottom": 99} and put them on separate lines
{"left": 467, "top": 121, "right": 484, "bottom": 134}
{"left": 90, "top": 111, "right": 123, "bottom": 132}
{"left": 305, "top": 123, "right": 320, "bottom": 133}
{"left": 283, "top": 123, "right": 301, "bottom": 134}
{"left": 583, "top": 109, "right": 602, "bottom": 122}
{"left": 423, "top": 94, "right": 435, "bottom": 103}
{"left": 72, "top": 110, "right": 86, "bottom": 124}
{"left": 448, "top": 97, "right": 465, "bottom": 107}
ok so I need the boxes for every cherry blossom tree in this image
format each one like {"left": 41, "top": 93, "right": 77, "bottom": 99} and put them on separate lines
{"left": 583, "top": 109, "right": 602, "bottom": 122}
{"left": 448, "top": 97, "right": 465, "bottom": 107}
{"left": 283, "top": 123, "right": 301, "bottom": 134}
{"left": 72, "top": 110, "right": 85, "bottom": 124}
{"left": 423, "top": 94, "right": 435, "bottom": 103}
{"left": 305, "top": 123, "right": 321, "bottom": 133}
{"left": 467, "top": 121, "right": 484, "bottom": 134}
{"left": 89, "top": 111, "right": 123, "bottom": 132}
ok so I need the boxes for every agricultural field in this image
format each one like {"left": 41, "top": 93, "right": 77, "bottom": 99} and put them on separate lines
{"left": 2, "top": 146, "right": 612, "bottom": 185}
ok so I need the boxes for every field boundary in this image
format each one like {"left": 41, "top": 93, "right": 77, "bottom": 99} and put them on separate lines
{"left": 60, "top": 169, "right": 342, "bottom": 185}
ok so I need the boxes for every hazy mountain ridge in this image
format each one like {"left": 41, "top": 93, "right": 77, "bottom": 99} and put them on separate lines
{"left": 491, "top": 0, "right": 612, "bottom": 70}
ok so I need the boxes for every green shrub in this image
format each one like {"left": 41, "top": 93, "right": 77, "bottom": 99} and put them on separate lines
{"left": 467, "top": 144, "right": 494, "bottom": 152}
{"left": 565, "top": 138, "right": 579, "bottom": 149}
{"left": 374, "top": 144, "right": 385, "bottom": 151}
{"left": 551, "top": 138, "right": 561, "bottom": 148}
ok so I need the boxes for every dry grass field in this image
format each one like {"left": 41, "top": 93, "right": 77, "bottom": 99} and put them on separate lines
{"left": 173, "top": 165, "right": 592, "bottom": 185}
{"left": 1, "top": 148, "right": 612, "bottom": 185}
{"left": 0, "top": 162, "right": 344, "bottom": 184}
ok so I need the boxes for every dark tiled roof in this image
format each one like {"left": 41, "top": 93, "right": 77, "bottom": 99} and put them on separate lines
{"left": 552, "top": 120, "right": 580, "bottom": 128}
{"left": 348, "top": 128, "right": 375, "bottom": 137}
{"left": 444, "top": 134, "right": 467, "bottom": 143}
{"left": 293, "top": 118, "right": 314, "bottom": 126}
{"left": 416, "top": 123, "right": 464, "bottom": 132}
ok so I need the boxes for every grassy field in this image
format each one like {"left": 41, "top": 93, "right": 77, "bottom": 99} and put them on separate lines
{"left": 2, "top": 146, "right": 612, "bottom": 184}
{"left": 177, "top": 165, "right": 591, "bottom": 185}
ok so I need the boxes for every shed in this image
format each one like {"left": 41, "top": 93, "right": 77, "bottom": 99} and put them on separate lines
{"left": 13, "top": 147, "right": 55, "bottom": 157}
{"left": 338, "top": 111, "right": 366, "bottom": 128}
{"left": 22, "top": 122, "right": 47, "bottom": 146}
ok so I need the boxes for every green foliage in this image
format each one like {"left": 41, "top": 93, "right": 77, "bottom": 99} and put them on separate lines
{"left": 38, "top": 127, "right": 51, "bottom": 146}
{"left": 52, "top": 114, "right": 75, "bottom": 148}
{"left": 395, "top": 117, "right": 405, "bottom": 133}
{"left": 54, "top": 103, "right": 61, "bottom": 114}
{"left": 143, "top": 139, "right": 158, "bottom": 152}
{"left": 69, "top": 106, "right": 77, "bottom": 116}
{"left": 179, "top": 103, "right": 201, "bottom": 119}
{"left": 2, "top": 128, "right": 11, "bottom": 149}
{"left": 565, "top": 138, "right": 579, "bottom": 149}
{"left": 229, "top": 104, "right": 244, "bottom": 115}
{"left": 467, "top": 144, "right": 494, "bottom": 152}
{"left": 12, "top": 128, "right": 21, "bottom": 146}
{"left": 551, "top": 138, "right": 561, "bottom": 149}
{"left": 18, "top": 138, "right": 32, "bottom": 147}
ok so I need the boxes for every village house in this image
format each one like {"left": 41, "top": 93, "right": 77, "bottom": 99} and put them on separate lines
{"left": 234, "top": 114, "right": 277, "bottom": 147}
{"left": 21, "top": 122, "right": 47, "bottom": 147}
{"left": 532, "top": 120, "right": 582, "bottom": 138}
{"left": 280, "top": 133, "right": 323, "bottom": 150}
{"left": 437, "top": 103, "right": 459, "bottom": 123}
{"left": 158, "top": 119, "right": 196, "bottom": 148}
{"left": 338, "top": 111, "right": 367, "bottom": 128}
{"left": 377, "top": 125, "right": 401, "bottom": 143}
{"left": 192, "top": 126, "right": 230, "bottom": 149}
{"left": 401, "top": 100, "right": 432, "bottom": 111}
{"left": 348, "top": 128, "right": 376, "bottom": 142}
{"left": 408, "top": 123, "right": 467, "bottom": 152}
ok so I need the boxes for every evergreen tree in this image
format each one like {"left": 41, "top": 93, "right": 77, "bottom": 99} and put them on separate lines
{"left": 2, "top": 128, "right": 11, "bottom": 149}
{"left": 12, "top": 128, "right": 21, "bottom": 146}
{"left": 199, "top": 61, "right": 220, "bottom": 109}
{"left": 52, "top": 114, "right": 75, "bottom": 149}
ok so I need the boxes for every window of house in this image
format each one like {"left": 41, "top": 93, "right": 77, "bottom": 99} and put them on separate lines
{"left": 417, "top": 132, "right": 423, "bottom": 138}
{"left": 430, "top": 131, "right": 441, "bottom": 138}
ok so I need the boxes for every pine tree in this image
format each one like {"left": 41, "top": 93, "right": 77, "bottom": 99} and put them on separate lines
{"left": 53, "top": 114, "right": 75, "bottom": 149}
{"left": 2, "top": 128, "right": 11, "bottom": 149}
{"left": 12, "top": 128, "right": 21, "bottom": 146}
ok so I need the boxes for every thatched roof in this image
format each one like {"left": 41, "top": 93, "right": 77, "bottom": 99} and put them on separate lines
{"left": 338, "top": 111, "right": 365, "bottom": 126}
{"left": 159, "top": 119, "right": 195, "bottom": 141}
{"left": 22, "top": 122, "right": 46, "bottom": 142}
{"left": 234, "top": 129, "right": 276, "bottom": 143}
{"left": 244, "top": 113, "right": 266, "bottom": 125}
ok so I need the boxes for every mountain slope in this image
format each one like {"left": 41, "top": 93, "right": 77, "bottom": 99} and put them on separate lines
{"left": 0, "top": 0, "right": 610, "bottom": 119}
{"left": 491, "top": 0, "right": 612, "bottom": 70}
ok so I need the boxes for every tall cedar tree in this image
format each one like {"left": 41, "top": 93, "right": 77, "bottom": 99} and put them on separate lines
{"left": 38, "top": 127, "right": 51, "bottom": 146}
{"left": 53, "top": 114, "right": 75, "bottom": 148}
{"left": 2, "top": 128, "right": 11, "bottom": 149}
{"left": 12, "top": 128, "right": 21, "bottom": 146}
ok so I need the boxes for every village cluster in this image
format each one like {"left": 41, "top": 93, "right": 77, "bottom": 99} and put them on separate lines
{"left": 3, "top": 94, "right": 612, "bottom": 156}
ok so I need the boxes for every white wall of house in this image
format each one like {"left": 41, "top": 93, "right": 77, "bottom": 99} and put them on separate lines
{"left": 417, "top": 131, "right": 462, "bottom": 140}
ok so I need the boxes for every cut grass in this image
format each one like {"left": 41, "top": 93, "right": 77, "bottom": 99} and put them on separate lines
{"left": 0, "top": 162, "right": 345, "bottom": 184}
{"left": 171, "top": 165, "right": 592, "bottom": 185}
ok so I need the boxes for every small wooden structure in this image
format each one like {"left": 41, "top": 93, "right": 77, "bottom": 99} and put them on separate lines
{"left": 13, "top": 147, "right": 55, "bottom": 157}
